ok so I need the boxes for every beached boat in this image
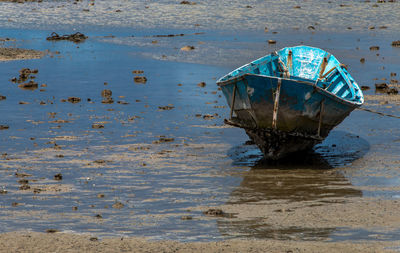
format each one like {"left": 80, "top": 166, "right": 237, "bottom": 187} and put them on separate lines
{"left": 217, "top": 45, "right": 364, "bottom": 159}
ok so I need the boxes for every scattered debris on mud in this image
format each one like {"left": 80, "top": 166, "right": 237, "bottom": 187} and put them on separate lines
{"left": 112, "top": 202, "right": 124, "bottom": 209}
{"left": 67, "top": 97, "right": 81, "bottom": 103}
{"left": 101, "top": 89, "right": 114, "bottom": 103}
{"left": 158, "top": 105, "right": 174, "bottom": 110}
{"left": 10, "top": 68, "right": 38, "bottom": 83}
{"left": 132, "top": 70, "right": 144, "bottom": 74}
{"left": 9, "top": 68, "right": 42, "bottom": 90}
{"left": 45, "top": 229, "right": 58, "bottom": 234}
{"left": 46, "top": 32, "right": 88, "bottom": 43}
{"left": 197, "top": 81, "right": 206, "bottom": 87}
{"left": 152, "top": 136, "right": 175, "bottom": 144}
{"left": 134, "top": 76, "right": 147, "bottom": 84}
{"left": 54, "top": 173, "right": 62, "bottom": 181}
{"left": 101, "top": 89, "right": 112, "bottom": 98}
{"left": 203, "top": 209, "right": 235, "bottom": 218}
{"left": 18, "top": 80, "right": 38, "bottom": 90}
{"left": 391, "top": 40, "right": 400, "bottom": 47}
{"left": 181, "top": 215, "right": 193, "bottom": 220}
{"left": 180, "top": 1, "right": 196, "bottom": 5}
{"left": 375, "top": 83, "right": 399, "bottom": 94}
{"left": 92, "top": 123, "right": 104, "bottom": 129}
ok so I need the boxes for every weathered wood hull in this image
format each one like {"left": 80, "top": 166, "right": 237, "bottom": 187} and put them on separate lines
{"left": 217, "top": 46, "right": 363, "bottom": 159}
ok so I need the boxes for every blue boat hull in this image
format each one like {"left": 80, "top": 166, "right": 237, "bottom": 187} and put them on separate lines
{"left": 217, "top": 46, "right": 363, "bottom": 159}
{"left": 221, "top": 74, "right": 358, "bottom": 136}
{"left": 220, "top": 75, "right": 359, "bottom": 159}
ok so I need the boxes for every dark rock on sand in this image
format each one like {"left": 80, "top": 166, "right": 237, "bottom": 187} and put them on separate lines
{"left": 153, "top": 137, "right": 175, "bottom": 144}
{"left": 19, "top": 184, "right": 30, "bottom": 190}
{"left": 158, "top": 105, "right": 174, "bottom": 110}
{"left": 202, "top": 114, "right": 216, "bottom": 120}
{"left": 112, "top": 202, "right": 124, "bottom": 209}
{"left": 387, "top": 87, "right": 399, "bottom": 94}
{"left": 101, "top": 89, "right": 112, "bottom": 98}
{"left": 102, "top": 98, "right": 114, "bottom": 104}
{"left": 92, "top": 124, "right": 104, "bottom": 129}
{"left": 15, "top": 172, "right": 31, "bottom": 178}
{"left": 33, "top": 188, "right": 43, "bottom": 194}
{"left": 18, "top": 80, "right": 38, "bottom": 90}
{"left": 18, "top": 179, "right": 29, "bottom": 184}
{"left": 180, "top": 1, "right": 196, "bottom": 5}
{"left": 375, "top": 83, "right": 398, "bottom": 94}
{"left": 134, "top": 76, "right": 147, "bottom": 84}
{"left": 54, "top": 173, "right": 63, "bottom": 181}
{"left": 67, "top": 97, "right": 81, "bottom": 103}
{"left": 46, "top": 32, "right": 88, "bottom": 43}
{"left": 132, "top": 70, "right": 144, "bottom": 74}
{"left": 197, "top": 82, "right": 206, "bottom": 87}
{"left": 375, "top": 83, "right": 389, "bottom": 90}
{"left": 392, "top": 41, "right": 400, "bottom": 47}
{"left": 93, "top": 159, "right": 108, "bottom": 164}
{"left": 45, "top": 229, "right": 59, "bottom": 233}
{"left": 181, "top": 216, "right": 193, "bottom": 220}
{"left": 203, "top": 209, "right": 228, "bottom": 217}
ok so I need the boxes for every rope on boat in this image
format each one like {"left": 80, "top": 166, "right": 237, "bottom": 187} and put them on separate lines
{"left": 357, "top": 107, "right": 400, "bottom": 119}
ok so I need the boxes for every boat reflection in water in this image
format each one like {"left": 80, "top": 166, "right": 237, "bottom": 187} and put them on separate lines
{"left": 217, "top": 131, "right": 369, "bottom": 240}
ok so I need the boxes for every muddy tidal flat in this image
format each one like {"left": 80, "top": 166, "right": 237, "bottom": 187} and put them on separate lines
{"left": 1, "top": 0, "right": 400, "bottom": 252}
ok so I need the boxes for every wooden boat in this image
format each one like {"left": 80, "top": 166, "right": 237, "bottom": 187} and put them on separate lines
{"left": 217, "top": 45, "right": 364, "bottom": 159}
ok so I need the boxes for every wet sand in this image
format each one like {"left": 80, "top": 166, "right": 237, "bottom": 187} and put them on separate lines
{"left": 0, "top": 47, "right": 44, "bottom": 61}
{"left": 1, "top": 0, "right": 400, "bottom": 252}
{"left": 1, "top": 231, "right": 399, "bottom": 253}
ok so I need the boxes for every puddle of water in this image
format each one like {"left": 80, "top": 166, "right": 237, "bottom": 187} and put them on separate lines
{"left": 0, "top": 27, "right": 399, "bottom": 243}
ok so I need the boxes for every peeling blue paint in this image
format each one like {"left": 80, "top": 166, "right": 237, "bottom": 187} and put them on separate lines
{"left": 217, "top": 45, "right": 364, "bottom": 159}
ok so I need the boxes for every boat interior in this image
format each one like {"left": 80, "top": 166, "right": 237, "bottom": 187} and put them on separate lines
{"left": 218, "top": 46, "right": 363, "bottom": 104}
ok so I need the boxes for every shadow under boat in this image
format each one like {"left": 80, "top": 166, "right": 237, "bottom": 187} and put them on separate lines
{"left": 216, "top": 131, "right": 369, "bottom": 240}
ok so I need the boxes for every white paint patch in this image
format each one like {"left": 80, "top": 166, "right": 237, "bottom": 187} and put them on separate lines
{"left": 305, "top": 92, "right": 311, "bottom": 101}
{"left": 247, "top": 87, "right": 254, "bottom": 96}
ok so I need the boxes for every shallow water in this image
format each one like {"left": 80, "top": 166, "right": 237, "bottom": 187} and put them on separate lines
{"left": 0, "top": 25, "right": 400, "bottom": 243}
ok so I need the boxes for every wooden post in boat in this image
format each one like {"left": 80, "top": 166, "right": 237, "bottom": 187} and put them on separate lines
{"left": 230, "top": 84, "right": 237, "bottom": 119}
{"left": 319, "top": 57, "right": 328, "bottom": 79}
{"left": 272, "top": 78, "right": 282, "bottom": 129}
{"left": 317, "top": 100, "right": 325, "bottom": 137}
{"left": 287, "top": 50, "right": 293, "bottom": 76}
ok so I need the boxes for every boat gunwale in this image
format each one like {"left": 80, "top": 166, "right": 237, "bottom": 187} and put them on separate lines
{"left": 216, "top": 73, "right": 363, "bottom": 107}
